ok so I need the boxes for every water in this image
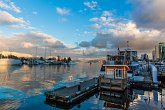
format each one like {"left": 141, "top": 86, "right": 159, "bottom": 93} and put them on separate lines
{"left": 0, "top": 62, "right": 165, "bottom": 110}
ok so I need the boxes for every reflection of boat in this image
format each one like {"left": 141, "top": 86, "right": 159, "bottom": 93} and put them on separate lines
{"left": 100, "top": 89, "right": 130, "bottom": 109}
{"left": 0, "top": 59, "right": 22, "bottom": 66}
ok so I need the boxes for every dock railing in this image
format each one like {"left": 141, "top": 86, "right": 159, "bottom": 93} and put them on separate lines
{"left": 99, "top": 77, "right": 127, "bottom": 91}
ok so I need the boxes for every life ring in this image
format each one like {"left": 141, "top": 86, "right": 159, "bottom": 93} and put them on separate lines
{"left": 125, "top": 60, "right": 128, "bottom": 65}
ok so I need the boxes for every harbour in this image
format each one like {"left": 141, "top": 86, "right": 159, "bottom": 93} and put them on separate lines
{"left": 0, "top": 61, "right": 165, "bottom": 110}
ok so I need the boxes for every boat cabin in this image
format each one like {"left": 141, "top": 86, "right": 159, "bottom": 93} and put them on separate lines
{"left": 104, "top": 65, "right": 129, "bottom": 79}
{"left": 99, "top": 65, "right": 129, "bottom": 91}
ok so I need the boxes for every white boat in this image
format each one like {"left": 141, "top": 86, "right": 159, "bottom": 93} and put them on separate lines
{"left": 0, "top": 59, "right": 22, "bottom": 66}
{"left": 68, "top": 61, "right": 77, "bottom": 65}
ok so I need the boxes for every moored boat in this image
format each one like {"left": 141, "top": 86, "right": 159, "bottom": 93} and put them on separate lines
{"left": 0, "top": 59, "right": 22, "bottom": 66}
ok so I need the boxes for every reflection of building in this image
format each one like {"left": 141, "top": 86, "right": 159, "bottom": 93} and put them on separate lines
{"left": 159, "top": 43, "right": 165, "bottom": 61}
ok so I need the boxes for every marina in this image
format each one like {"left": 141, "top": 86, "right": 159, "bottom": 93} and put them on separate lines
{"left": 43, "top": 47, "right": 165, "bottom": 109}
{"left": 0, "top": 62, "right": 165, "bottom": 110}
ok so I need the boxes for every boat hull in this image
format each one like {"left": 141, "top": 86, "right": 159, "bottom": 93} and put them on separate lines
{"left": 0, "top": 59, "right": 22, "bottom": 66}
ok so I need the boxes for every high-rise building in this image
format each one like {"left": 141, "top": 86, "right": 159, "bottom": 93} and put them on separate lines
{"left": 152, "top": 50, "right": 156, "bottom": 61}
{"left": 159, "top": 42, "right": 165, "bottom": 61}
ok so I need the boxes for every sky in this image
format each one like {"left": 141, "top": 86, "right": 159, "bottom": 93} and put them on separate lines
{"left": 0, "top": 0, "right": 165, "bottom": 58}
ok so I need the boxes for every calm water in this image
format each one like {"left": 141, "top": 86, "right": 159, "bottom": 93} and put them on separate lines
{"left": 0, "top": 62, "right": 165, "bottom": 110}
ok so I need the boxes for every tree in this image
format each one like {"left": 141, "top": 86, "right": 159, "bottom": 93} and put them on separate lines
{"left": 67, "top": 57, "right": 71, "bottom": 62}
{"left": 57, "top": 55, "right": 61, "bottom": 61}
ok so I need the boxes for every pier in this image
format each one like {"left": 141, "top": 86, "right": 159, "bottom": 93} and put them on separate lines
{"left": 45, "top": 78, "right": 98, "bottom": 105}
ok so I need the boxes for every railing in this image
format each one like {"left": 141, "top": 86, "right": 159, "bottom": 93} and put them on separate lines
{"left": 99, "top": 77, "right": 127, "bottom": 90}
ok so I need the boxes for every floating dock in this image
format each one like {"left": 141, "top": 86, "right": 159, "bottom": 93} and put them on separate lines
{"left": 45, "top": 78, "right": 98, "bottom": 105}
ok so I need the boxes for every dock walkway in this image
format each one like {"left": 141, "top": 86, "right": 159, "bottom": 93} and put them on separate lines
{"left": 45, "top": 77, "right": 98, "bottom": 104}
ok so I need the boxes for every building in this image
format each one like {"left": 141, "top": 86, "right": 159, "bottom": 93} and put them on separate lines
{"left": 152, "top": 50, "right": 156, "bottom": 61}
{"left": 119, "top": 50, "right": 138, "bottom": 61}
{"left": 141, "top": 53, "right": 149, "bottom": 61}
{"left": 158, "top": 43, "right": 165, "bottom": 61}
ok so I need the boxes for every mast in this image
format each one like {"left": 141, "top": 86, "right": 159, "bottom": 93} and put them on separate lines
{"left": 44, "top": 46, "right": 47, "bottom": 59}
{"left": 35, "top": 46, "right": 38, "bottom": 58}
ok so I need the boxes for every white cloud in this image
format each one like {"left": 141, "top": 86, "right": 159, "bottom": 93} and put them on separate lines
{"left": 0, "top": 11, "right": 35, "bottom": 30}
{"left": 89, "top": 11, "right": 114, "bottom": 29}
{"left": 0, "top": 0, "right": 21, "bottom": 13}
{"left": 0, "top": 11, "right": 25, "bottom": 25}
{"left": 56, "top": 7, "right": 70, "bottom": 15}
{"left": 91, "top": 23, "right": 100, "bottom": 29}
{"left": 22, "top": 42, "right": 34, "bottom": 48}
{"left": 89, "top": 17, "right": 99, "bottom": 22}
{"left": 83, "top": 1, "right": 98, "bottom": 10}
{"left": 102, "top": 11, "right": 112, "bottom": 17}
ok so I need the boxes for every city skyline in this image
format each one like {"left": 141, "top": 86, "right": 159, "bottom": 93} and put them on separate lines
{"left": 0, "top": 0, "right": 165, "bottom": 58}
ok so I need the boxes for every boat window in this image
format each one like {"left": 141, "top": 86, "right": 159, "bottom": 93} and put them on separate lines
{"left": 115, "top": 69, "right": 123, "bottom": 79}
{"left": 106, "top": 69, "right": 115, "bottom": 78}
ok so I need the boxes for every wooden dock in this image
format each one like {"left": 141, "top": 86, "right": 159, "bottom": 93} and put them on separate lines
{"left": 45, "top": 77, "right": 98, "bottom": 105}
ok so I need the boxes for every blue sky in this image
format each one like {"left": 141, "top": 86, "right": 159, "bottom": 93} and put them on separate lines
{"left": 0, "top": 0, "right": 165, "bottom": 57}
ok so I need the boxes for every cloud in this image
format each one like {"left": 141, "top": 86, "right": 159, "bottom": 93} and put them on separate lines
{"left": 91, "top": 22, "right": 162, "bottom": 50}
{"left": 0, "top": 11, "right": 33, "bottom": 30}
{"left": 86, "top": 10, "right": 165, "bottom": 53}
{"left": 89, "top": 11, "right": 114, "bottom": 29}
{"left": 83, "top": 1, "right": 98, "bottom": 10}
{"left": 56, "top": 7, "right": 70, "bottom": 15}
{"left": 79, "top": 41, "right": 90, "bottom": 48}
{"left": 91, "top": 23, "right": 100, "bottom": 29}
{"left": 129, "top": 0, "right": 165, "bottom": 30}
{"left": 0, "top": 11, "right": 25, "bottom": 26}
{"left": 22, "top": 42, "right": 34, "bottom": 48}
{"left": 0, "top": 0, "right": 21, "bottom": 13}
{"left": 0, "top": 31, "right": 66, "bottom": 56}
{"left": 89, "top": 17, "right": 99, "bottom": 22}
{"left": 102, "top": 11, "right": 112, "bottom": 17}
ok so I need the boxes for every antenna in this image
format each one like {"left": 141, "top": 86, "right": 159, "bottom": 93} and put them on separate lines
{"left": 50, "top": 48, "right": 51, "bottom": 59}
{"left": 82, "top": 50, "right": 85, "bottom": 56}
{"left": 44, "top": 46, "right": 47, "bottom": 59}
{"left": 35, "top": 46, "right": 38, "bottom": 58}
{"left": 127, "top": 41, "right": 129, "bottom": 50}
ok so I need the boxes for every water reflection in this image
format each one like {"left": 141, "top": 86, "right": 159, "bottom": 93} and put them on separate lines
{"left": 44, "top": 87, "right": 165, "bottom": 110}
{"left": 0, "top": 62, "right": 100, "bottom": 93}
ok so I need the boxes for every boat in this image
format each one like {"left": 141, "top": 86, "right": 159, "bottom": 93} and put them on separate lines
{"left": 0, "top": 59, "right": 22, "bottom": 66}
{"left": 67, "top": 61, "right": 77, "bottom": 65}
